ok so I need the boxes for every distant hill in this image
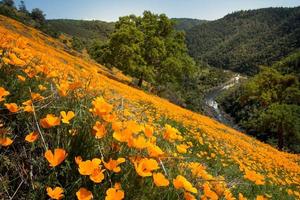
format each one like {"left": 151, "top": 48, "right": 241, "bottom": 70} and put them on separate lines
{"left": 186, "top": 7, "right": 300, "bottom": 75}
{"left": 172, "top": 18, "right": 207, "bottom": 32}
{"left": 47, "top": 19, "right": 115, "bottom": 42}
{"left": 48, "top": 18, "right": 206, "bottom": 42}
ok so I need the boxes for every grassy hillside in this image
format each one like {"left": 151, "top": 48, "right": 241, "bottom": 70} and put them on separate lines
{"left": 47, "top": 19, "right": 115, "bottom": 42}
{"left": 186, "top": 7, "right": 300, "bottom": 75}
{"left": 1, "top": 15, "right": 300, "bottom": 200}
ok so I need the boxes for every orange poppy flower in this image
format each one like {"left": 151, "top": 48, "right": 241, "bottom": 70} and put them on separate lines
{"left": 0, "top": 87, "right": 10, "bottom": 102}
{"left": 113, "top": 130, "right": 130, "bottom": 143}
{"left": 17, "top": 75, "right": 26, "bottom": 82}
{"left": 163, "top": 124, "right": 183, "bottom": 142}
{"left": 8, "top": 52, "right": 25, "bottom": 66}
{"left": 224, "top": 189, "right": 235, "bottom": 200}
{"left": 90, "top": 96, "right": 113, "bottom": 118}
{"left": 256, "top": 195, "right": 267, "bottom": 200}
{"left": 75, "top": 156, "right": 83, "bottom": 165}
{"left": 184, "top": 192, "right": 196, "bottom": 200}
{"left": 60, "top": 111, "right": 75, "bottom": 124}
{"left": 133, "top": 158, "right": 159, "bottom": 177}
{"left": 126, "top": 120, "right": 143, "bottom": 134}
{"left": 69, "top": 81, "right": 82, "bottom": 90}
{"left": 144, "top": 125, "right": 154, "bottom": 137}
{"left": 102, "top": 113, "right": 116, "bottom": 123}
{"left": 46, "top": 186, "right": 64, "bottom": 200}
{"left": 56, "top": 81, "right": 69, "bottom": 97}
{"left": 44, "top": 148, "right": 67, "bottom": 167}
{"left": 78, "top": 159, "right": 100, "bottom": 175}
{"left": 25, "top": 131, "right": 39, "bottom": 143}
{"left": 92, "top": 121, "right": 106, "bottom": 139}
{"left": 123, "top": 109, "right": 131, "bottom": 116}
{"left": 202, "top": 182, "right": 217, "bottom": 199}
{"left": 38, "top": 84, "right": 47, "bottom": 91}
{"left": 153, "top": 173, "right": 169, "bottom": 187}
{"left": 132, "top": 135, "right": 149, "bottom": 149}
{"left": 22, "top": 100, "right": 34, "bottom": 112}
{"left": 40, "top": 114, "right": 61, "bottom": 128}
{"left": 31, "top": 92, "right": 44, "bottom": 101}
{"left": 90, "top": 167, "right": 105, "bottom": 183}
{"left": 112, "top": 121, "right": 122, "bottom": 132}
{"left": 4, "top": 103, "right": 19, "bottom": 113}
{"left": 76, "top": 188, "right": 93, "bottom": 200}
{"left": 24, "top": 68, "right": 36, "bottom": 78}
{"left": 176, "top": 144, "right": 189, "bottom": 154}
{"left": 105, "top": 183, "right": 125, "bottom": 200}
{"left": 147, "top": 144, "right": 164, "bottom": 158}
{"left": 78, "top": 158, "right": 105, "bottom": 183}
{"left": 238, "top": 193, "right": 247, "bottom": 200}
{"left": 0, "top": 137, "right": 13, "bottom": 147}
{"left": 103, "top": 158, "right": 126, "bottom": 173}
{"left": 244, "top": 169, "right": 265, "bottom": 185}
{"left": 173, "top": 175, "right": 197, "bottom": 194}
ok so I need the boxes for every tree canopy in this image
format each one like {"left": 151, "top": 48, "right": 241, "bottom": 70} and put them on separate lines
{"left": 94, "top": 11, "right": 196, "bottom": 87}
{"left": 220, "top": 56, "right": 300, "bottom": 152}
{"left": 2, "top": 0, "right": 14, "bottom": 7}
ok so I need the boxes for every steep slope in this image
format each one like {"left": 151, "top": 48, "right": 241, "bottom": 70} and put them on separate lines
{"left": 186, "top": 7, "right": 300, "bottom": 74}
{"left": 0, "top": 15, "right": 300, "bottom": 199}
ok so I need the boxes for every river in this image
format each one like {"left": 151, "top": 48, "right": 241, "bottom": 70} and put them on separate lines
{"left": 203, "top": 74, "right": 243, "bottom": 130}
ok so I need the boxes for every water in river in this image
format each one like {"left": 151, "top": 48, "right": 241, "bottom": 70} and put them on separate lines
{"left": 204, "top": 74, "right": 243, "bottom": 130}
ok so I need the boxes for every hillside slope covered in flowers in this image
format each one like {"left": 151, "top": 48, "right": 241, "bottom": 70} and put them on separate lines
{"left": 0, "top": 15, "right": 300, "bottom": 200}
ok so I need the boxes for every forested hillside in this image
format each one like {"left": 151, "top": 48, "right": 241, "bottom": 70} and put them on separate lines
{"left": 172, "top": 18, "right": 207, "bottom": 32}
{"left": 47, "top": 19, "right": 114, "bottom": 43}
{"left": 186, "top": 7, "right": 300, "bottom": 74}
{"left": 219, "top": 51, "right": 300, "bottom": 152}
{"left": 48, "top": 18, "right": 205, "bottom": 42}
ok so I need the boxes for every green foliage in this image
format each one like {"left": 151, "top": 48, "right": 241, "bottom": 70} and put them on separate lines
{"left": 18, "top": 0, "right": 27, "bottom": 14}
{"left": 30, "top": 8, "right": 46, "bottom": 26}
{"left": 47, "top": 19, "right": 114, "bottom": 53}
{"left": 0, "top": 0, "right": 26, "bottom": 21}
{"left": 186, "top": 7, "right": 300, "bottom": 75}
{"left": 220, "top": 56, "right": 300, "bottom": 152}
{"left": 172, "top": 18, "right": 207, "bottom": 32}
{"left": 48, "top": 19, "right": 114, "bottom": 41}
{"left": 1, "top": 0, "right": 14, "bottom": 7}
{"left": 273, "top": 50, "right": 300, "bottom": 78}
{"left": 86, "top": 13, "right": 232, "bottom": 112}
{"left": 71, "top": 36, "right": 85, "bottom": 52}
{"left": 257, "top": 103, "right": 300, "bottom": 151}
{"left": 96, "top": 11, "right": 196, "bottom": 88}
{"left": 163, "top": 66, "right": 232, "bottom": 112}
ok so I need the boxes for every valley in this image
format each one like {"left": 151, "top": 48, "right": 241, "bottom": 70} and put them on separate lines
{"left": 204, "top": 74, "right": 244, "bottom": 130}
{"left": 0, "top": 1, "right": 299, "bottom": 199}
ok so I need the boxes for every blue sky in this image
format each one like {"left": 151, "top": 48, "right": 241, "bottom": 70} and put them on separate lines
{"left": 15, "top": 0, "right": 300, "bottom": 21}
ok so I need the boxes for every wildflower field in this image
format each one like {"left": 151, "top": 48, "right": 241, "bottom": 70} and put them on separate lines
{"left": 0, "top": 15, "right": 300, "bottom": 200}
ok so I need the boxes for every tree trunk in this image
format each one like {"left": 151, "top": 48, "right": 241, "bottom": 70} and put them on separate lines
{"left": 277, "top": 123, "right": 284, "bottom": 150}
{"left": 138, "top": 73, "right": 144, "bottom": 87}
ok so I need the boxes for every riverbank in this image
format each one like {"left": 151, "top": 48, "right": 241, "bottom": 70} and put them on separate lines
{"left": 203, "top": 74, "right": 246, "bottom": 130}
